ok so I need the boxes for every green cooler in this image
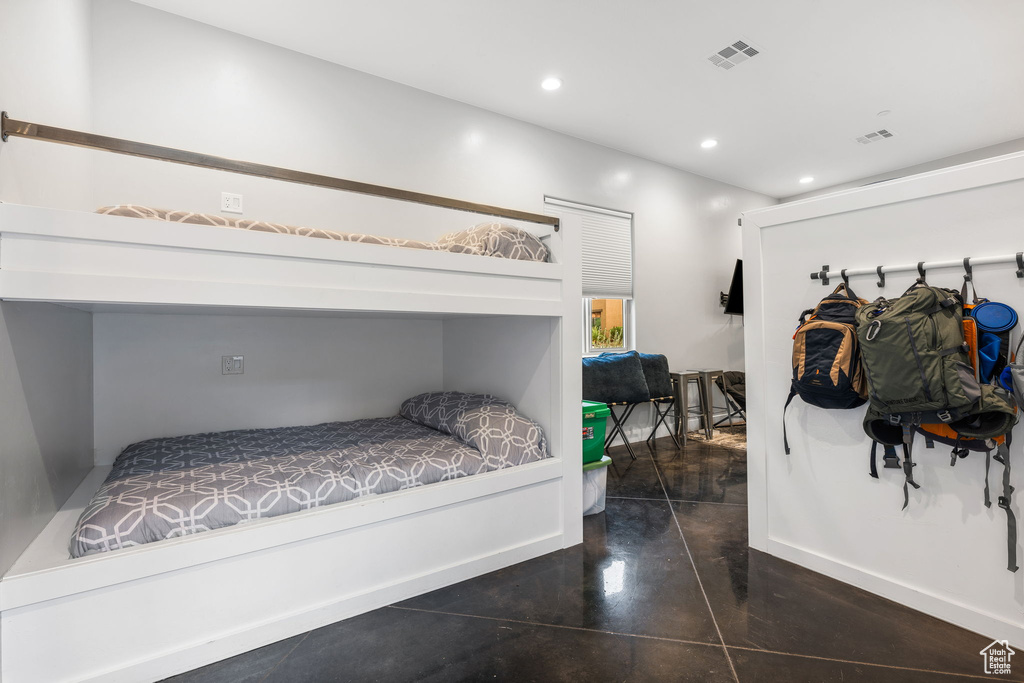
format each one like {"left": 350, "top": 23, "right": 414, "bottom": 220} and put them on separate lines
{"left": 582, "top": 400, "right": 610, "bottom": 464}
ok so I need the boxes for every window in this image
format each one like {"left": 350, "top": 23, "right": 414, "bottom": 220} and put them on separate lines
{"left": 587, "top": 298, "right": 628, "bottom": 352}
{"left": 545, "top": 197, "right": 634, "bottom": 355}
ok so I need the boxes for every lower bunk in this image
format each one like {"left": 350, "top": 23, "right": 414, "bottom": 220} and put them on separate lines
{"left": 0, "top": 394, "right": 566, "bottom": 683}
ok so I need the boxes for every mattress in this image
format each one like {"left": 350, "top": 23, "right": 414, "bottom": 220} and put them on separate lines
{"left": 70, "top": 392, "right": 549, "bottom": 557}
{"left": 96, "top": 205, "right": 550, "bottom": 262}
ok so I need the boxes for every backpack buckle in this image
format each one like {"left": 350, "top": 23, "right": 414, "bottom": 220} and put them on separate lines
{"left": 999, "top": 496, "right": 1011, "bottom": 510}
{"left": 883, "top": 454, "right": 901, "bottom": 469}
{"left": 937, "top": 410, "right": 953, "bottom": 423}
{"left": 887, "top": 414, "right": 902, "bottom": 426}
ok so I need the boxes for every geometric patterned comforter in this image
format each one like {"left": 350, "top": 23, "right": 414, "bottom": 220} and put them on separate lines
{"left": 70, "top": 393, "right": 549, "bottom": 558}
{"left": 95, "top": 205, "right": 550, "bottom": 262}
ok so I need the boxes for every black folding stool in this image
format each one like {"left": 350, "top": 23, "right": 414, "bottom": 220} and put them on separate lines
{"left": 604, "top": 401, "right": 640, "bottom": 460}
{"left": 646, "top": 395, "right": 682, "bottom": 450}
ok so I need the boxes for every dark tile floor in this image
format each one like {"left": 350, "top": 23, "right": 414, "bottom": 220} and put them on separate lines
{"left": 167, "top": 429, "right": 1009, "bottom": 682}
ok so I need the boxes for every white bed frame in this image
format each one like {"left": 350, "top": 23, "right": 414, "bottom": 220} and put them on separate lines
{"left": 0, "top": 202, "right": 583, "bottom": 683}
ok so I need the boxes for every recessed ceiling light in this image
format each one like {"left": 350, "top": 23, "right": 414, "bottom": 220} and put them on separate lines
{"left": 541, "top": 77, "right": 562, "bottom": 91}
{"left": 700, "top": 139, "right": 718, "bottom": 149}
{"left": 799, "top": 176, "right": 814, "bottom": 184}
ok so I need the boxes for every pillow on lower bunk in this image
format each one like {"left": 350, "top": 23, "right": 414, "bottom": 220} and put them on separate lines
{"left": 437, "top": 222, "right": 550, "bottom": 262}
{"left": 400, "top": 391, "right": 548, "bottom": 465}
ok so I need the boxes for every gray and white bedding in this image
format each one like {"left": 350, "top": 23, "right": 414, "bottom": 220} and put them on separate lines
{"left": 70, "top": 392, "right": 548, "bottom": 558}
{"left": 96, "top": 205, "right": 550, "bottom": 262}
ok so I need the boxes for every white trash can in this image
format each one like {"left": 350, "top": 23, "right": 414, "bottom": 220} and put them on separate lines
{"left": 583, "top": 455, "right": 612, "bottom": 516}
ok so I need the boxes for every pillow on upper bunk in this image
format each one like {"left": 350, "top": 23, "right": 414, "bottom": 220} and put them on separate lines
{"left": 400, "top": 391, "right": 548, "bottom": 466}
{"left": 437, "top": 222, "right": 550, "bottom": 262}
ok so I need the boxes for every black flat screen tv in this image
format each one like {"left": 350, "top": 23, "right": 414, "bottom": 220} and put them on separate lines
{"left": 724, "top": 259, "right": 743, "bottom": 316}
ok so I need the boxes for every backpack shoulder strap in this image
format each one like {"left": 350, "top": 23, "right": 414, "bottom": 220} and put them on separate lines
{"left": 995, "top": 438, "right": 1019, "bottom": 572}
{"left": 783, "top": 386, "right": 797, "bottom": 455}
{"left": 901, "top": 426, "right": 921, "bottom": 510}
{"left": 869, "top": 441, "right": 901, "bottom": 479}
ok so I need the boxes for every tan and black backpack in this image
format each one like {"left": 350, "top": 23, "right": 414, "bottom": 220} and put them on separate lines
{"left": 784, "top": 283, "right": 869, "bottom": 454}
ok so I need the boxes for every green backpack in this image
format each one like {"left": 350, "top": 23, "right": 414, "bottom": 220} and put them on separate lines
{"left": 856, "top": 281, "right": 1019, "bottom": 570}
{"left": 857, "top": 281, "right": 1015, "bottom": 445}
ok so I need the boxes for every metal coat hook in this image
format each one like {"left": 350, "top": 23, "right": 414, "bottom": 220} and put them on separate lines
{"left": 811, "top": 253, "right": 1024, "bottom": 287}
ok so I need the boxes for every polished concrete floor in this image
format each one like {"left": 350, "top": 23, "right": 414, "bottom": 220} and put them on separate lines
{"left": 166, "top": 430, "right": 1010, "bottom": 682}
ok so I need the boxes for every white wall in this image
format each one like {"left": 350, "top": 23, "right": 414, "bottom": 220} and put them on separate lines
{"left": 0, "top": 303, "right": 93, "bottom": 575}
{"left": 0, "top": 0, "right": 773, "bottom": 484}
{"left": 0, "top": 0, "right": 93, "bottom": 209}
{"left": 93, "top": 313, "right": 443, "bottom": 464}
{"left": 782, "top": 136, "right": 1024, "bottom": 203}
{"left": 442, "top": 317, "right": 556, "bottom": 443}
{"left": 81, "top": 0, "right": 771, "bottom": 376}
{"left": 743, "top": 154, "right": 1024, "bottom": 643}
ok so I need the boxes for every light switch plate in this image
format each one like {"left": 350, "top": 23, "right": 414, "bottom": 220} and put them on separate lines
{"left": 222, "top": 355, "right": 244, "bottom": 375}
{"left": 221, "top": 192, "right": 243, "bottom": 214}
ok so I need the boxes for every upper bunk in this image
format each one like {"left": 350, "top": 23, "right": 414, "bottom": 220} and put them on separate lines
{"left": 0, "top": 113, "right": 573, "bottom": 318}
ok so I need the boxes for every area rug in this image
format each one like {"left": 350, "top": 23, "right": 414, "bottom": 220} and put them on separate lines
{"left": 685, "top": 424, "right": 746, "bottom": 450}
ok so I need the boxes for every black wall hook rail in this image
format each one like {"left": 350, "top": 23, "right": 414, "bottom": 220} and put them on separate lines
{"left": 809, "top": 264, "right": 830, "bottom": 286}
{"left": 809, "top": 254, "right": 1024, "bottom": 286}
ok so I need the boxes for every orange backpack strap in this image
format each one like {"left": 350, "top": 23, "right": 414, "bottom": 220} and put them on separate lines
{"left": 963, "top": 318, "right": 980, "bottom": 380}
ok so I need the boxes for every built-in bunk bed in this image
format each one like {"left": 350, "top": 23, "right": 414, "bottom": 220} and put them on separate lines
{"left": 0, "top": 113, "right": 583, "bottom": 683}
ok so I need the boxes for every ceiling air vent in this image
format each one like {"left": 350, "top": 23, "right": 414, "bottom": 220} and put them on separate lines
{"left": 708, "top": 40, "right": 760, "bottom": 70}
{"left": 856, "top": 129, "right": 895, "bottom": 144}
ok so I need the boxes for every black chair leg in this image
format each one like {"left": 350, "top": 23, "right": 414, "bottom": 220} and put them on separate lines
{"left": 713, "top": 393, "right": 746, "bottom": 428}
{"left": 605, "top": 403, "right": 639, "bottom": 460}
{"left": 647, "top": 401, "right": 682, "bottom": 450}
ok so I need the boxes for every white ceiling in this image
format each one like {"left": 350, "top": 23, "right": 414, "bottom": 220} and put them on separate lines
{"left": 133, "top": 0, "right": 1024, "bottom": 199}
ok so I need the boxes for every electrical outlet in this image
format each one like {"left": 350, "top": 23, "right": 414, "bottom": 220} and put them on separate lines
{"left": 222, "top": 355, "right": 244, "bottom": 375}
{"left": 221, "top": 192, "right": 243, "bottom": 214}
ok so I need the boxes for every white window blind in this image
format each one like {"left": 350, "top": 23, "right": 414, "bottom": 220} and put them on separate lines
{"left": 545, "top": 197, "right": 633, "bottom": 299}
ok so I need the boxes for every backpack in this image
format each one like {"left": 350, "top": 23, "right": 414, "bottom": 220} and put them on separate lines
{"left": 857, "top": 281, "right": 1015, "bottom": 442}
{"left": 857, "top": 279, "right": 1019, "bottom": 571}
{"left": 783, "top": 283, "right": 868, "bottom": 454}
{"left": 912, "top": 278, "right": 1016, "bottom": 469}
